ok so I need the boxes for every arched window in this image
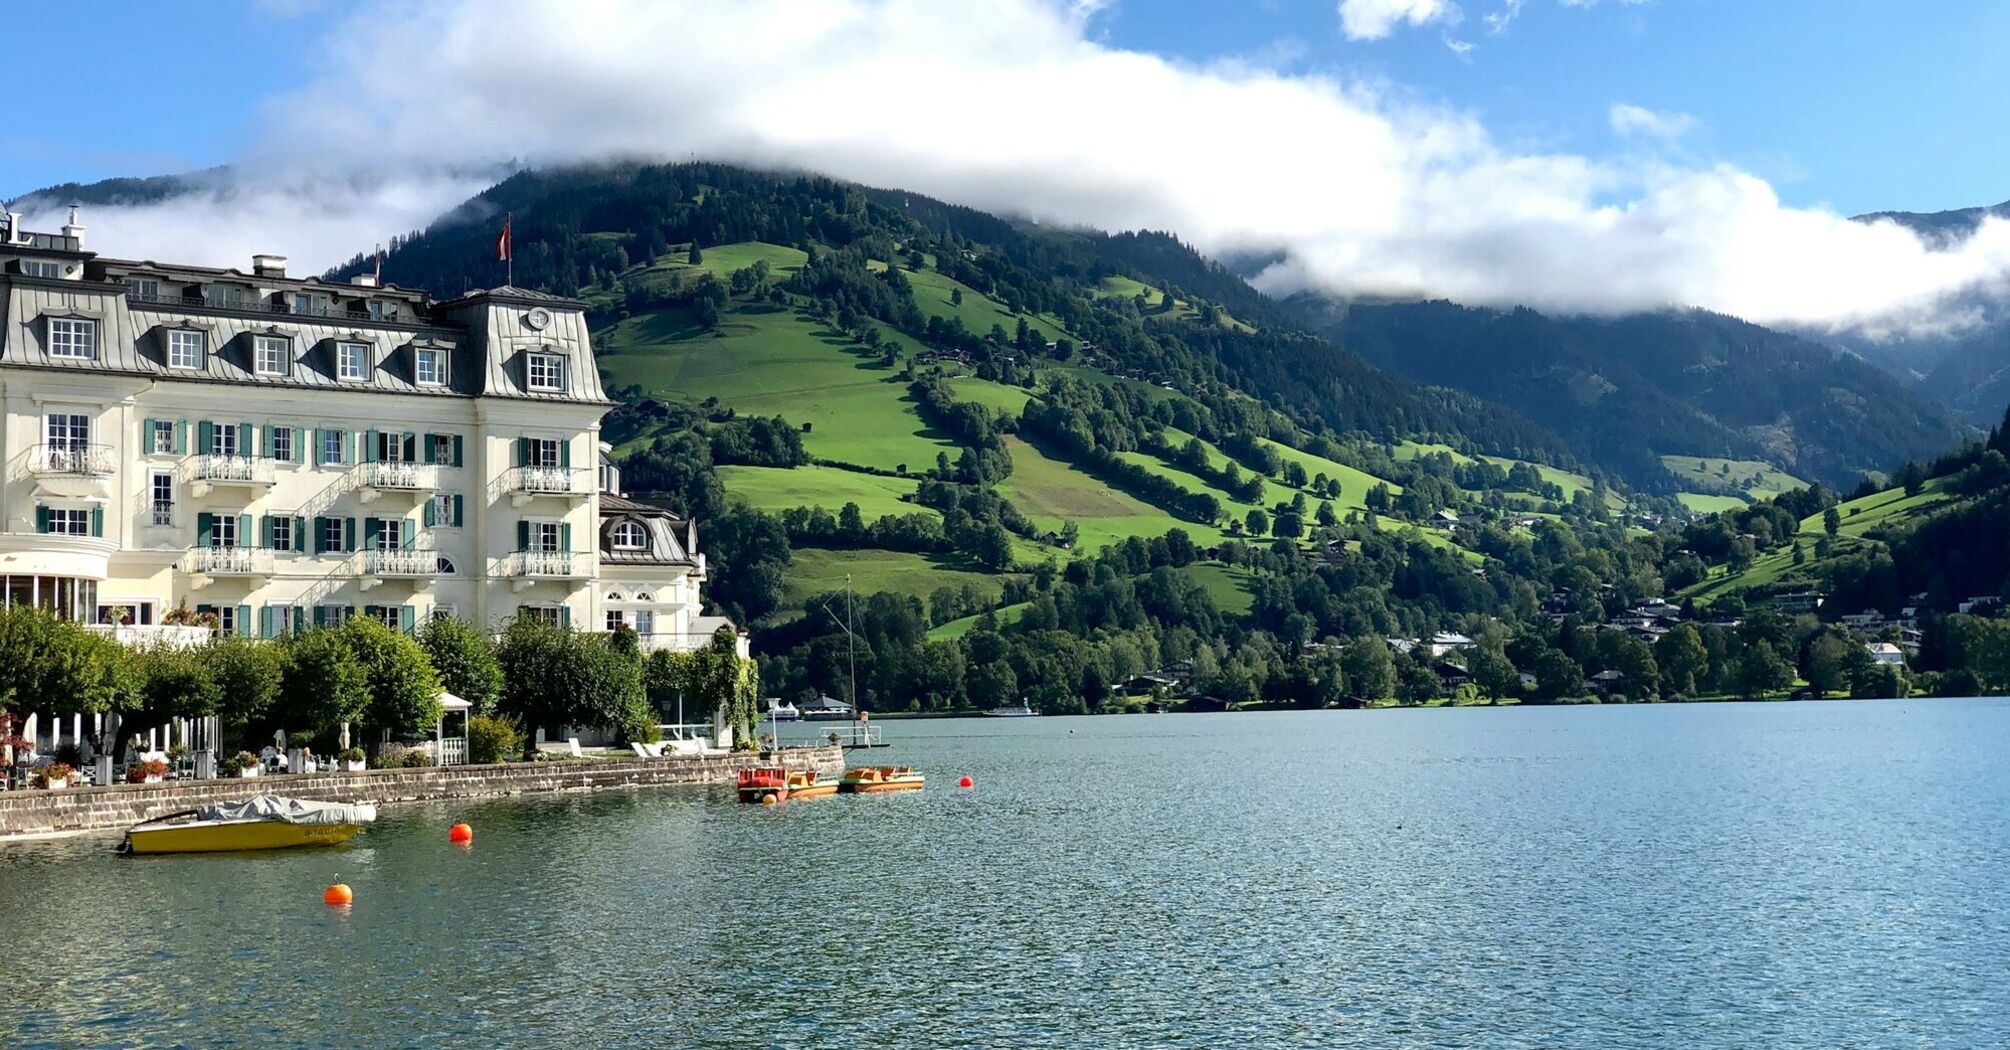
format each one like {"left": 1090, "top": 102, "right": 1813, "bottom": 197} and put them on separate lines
{"left": 435, "top": 556, "right": 457, "bottom": 575}
{"left": 612, "top": 520, "right": 646, "bottom": 550}
{"left": 606, "top": 591, "right": 625, "bottom": 602}
{"left": 634, "top": 592, "right": 653, "bottom": 603}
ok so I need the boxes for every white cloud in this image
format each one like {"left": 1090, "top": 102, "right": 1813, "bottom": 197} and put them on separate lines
{"left": 1483, "top": 0, "right": 1524, "bottom": 34}
{"left": 1609, "top": 102, "right": 1698, "bottom": 140}
{"left": 44, "top": 0, "right": 2010, "bottom": 336}
{"left": 1339, "top": 0, "right": 1459, "bottom": 41}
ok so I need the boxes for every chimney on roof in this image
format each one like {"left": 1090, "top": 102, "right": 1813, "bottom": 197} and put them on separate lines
{"left": 61, "top": 204, "right": 84, "bottom": 249}
{"left": 252, "top": 254, "right": 287, "bottom": 279}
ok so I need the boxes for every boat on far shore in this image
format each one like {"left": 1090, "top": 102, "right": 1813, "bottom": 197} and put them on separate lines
{"left": 985, "top": 701, "right": 1037, "bottom": 717}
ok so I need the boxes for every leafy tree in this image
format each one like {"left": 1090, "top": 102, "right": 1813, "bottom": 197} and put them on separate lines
{"left": 1340, "top": 637, "right": 1397, "bottom": 700}
{"left": 120, "top": 644, "right": 219, "bottom": 757}
{"left": 281, "top": 628, "right": 369, "bottom": 738}
{"left": 341, "top": 617, "right": 444, "bottom": 741}
{"left": 495, "top": 618, "right": 655, "bottom": 756}
{"left": 1655, "top": 625, "right": 1709, "bottom": 697}
{"left": 1528, "top": 647, "right": 1583, "bottom": 703}
{"left": 1823, "top": 506, "right": 1842, "bottom": 537}
{"left": 203, "top": 634, "right": 283, "bottom": 726}
{"left": 418, "top": 616, "right": 504, "bottom": 715}
{"left": 0, "top": 606, "right": 134, "bottom": 717}
{"left": 1735, "top": 642, "right": 1794, "bottom": 698}
{"left": 1468, "top": 646, "right": 1520, "bottom": 699}
{"left": 1802, "top": 633, "right": 1855, "bottom": 698}
{"left": 1245, "top": 508, "right": 1270, "bottom": 536}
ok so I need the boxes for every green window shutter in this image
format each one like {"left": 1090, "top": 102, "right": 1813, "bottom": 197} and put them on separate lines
{"left": 452, "top": 436, "right": 464, "bottom": 468}
{"left": 196, "top": 512, "right": 213, "bottom": 546}
{"left": 238, "top": 514, "right": 252, "bottom": 545}
{"left": 404, "top": 517, "right": 418, "bottom": 549}
{"left": 89, "top": 506, "right": 104, "bottom": 538}
{"left": 560, "top": 522, "right": 573, "bottom": 553}
{"left": 143, "top": 417, "right": 157, "bottom": 449}
{"left": 558, "top": 440, "right": 571, "bottom": 469}
{"left": 238, "top": 423, "right": 253, "bottom": 454}
{"left": 420, "top": 434, "right": 436, "bottom": 465}
{"left": 294, "top": 517, "right": 307, "bottom": 550}
{"left": 312, "top": 428, "right": 325, "bottom": 465}
{"left": 259, "top": 606, "right": 273, "bottom": 639}
{"left": 174, "top": 420, "right": 188, "bottom": 454}
{"left": 312, "top": 516, "right": 327, "bottom": 555}
{"left": 237, "top": 605, "right": 252, "bottom": 637}
{"left": 403, "top": 433, "right": 416, "bottom": 462}
{"left": 516, "top": 436, "right": 529, "bottom": 468}
{"left": 400, "top": 605, "right": 416, "bottom": 633}
{"left": 332, "top": 429, "right": 348, "bottom": 466}
{"left": 363, "top": 518, "right": 381, "bottom": 549}
{"left": 262, "top": 515, "right": 274, "bottom": 549}
{"left": 197, "top": 420, "right": 214, "bottom": 452}
{"left": 196, "top": 604, "right": 214, "bottom": 621}
{"left": 356, "top": 431, "right": 370, "bottom": 463}
{"left": 313, "top": 606, "right": 328, "bottom": 628}
{"left": 344, "top": 517, "right": 356, "bottom": 552}
{"left": 262, "top": 425, "right": 275, "bottom": 460}
{"left": 452, "top": 495, "right": 464, "bottom": 527}
{"left": 292, "top": 606, "right": 305, "bottom": 634}
{"left": 558, "top": 606, "right": 571, "bottom": 629}
{"left": 423, "top": 498, "right": 437, "bottom": 527}
{"left": 34, "top": 506, "right": 48, "bottom": 534}
{"left": 516, "top": 520, "right": 530, "bottom": 551}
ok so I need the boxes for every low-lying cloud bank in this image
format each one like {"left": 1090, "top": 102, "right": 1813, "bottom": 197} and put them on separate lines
{"left": 23, "top": 0, "right": 2010, "bottom": 336}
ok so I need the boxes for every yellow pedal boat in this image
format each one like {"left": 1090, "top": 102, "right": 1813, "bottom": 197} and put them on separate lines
{"left": 121, "top": 796, "right": 376, "bottom": 854}
{"left": 786, "top": 769, "right": 840, "bottom": 799}
{"left": 837, "top": 766, "right": 925, "bottom": 793}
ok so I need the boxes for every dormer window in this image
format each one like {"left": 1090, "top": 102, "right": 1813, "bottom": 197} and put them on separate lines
{"left": 291, "top": 293, "right": 320, "bottom": 317}
{"left": 338, "top": 341, "right": 370, "bottom": 381}
{"left": 126, "top": 277, "right": 160, "bottom": 300}
{"left": 167, "top": 329, "right": 204, "bottom": 370}
{"left": 254, "top": 335, "right": 290, "bottom": 376}
{"left": 527, "top": 352, "right": 566, "bottom": 392}
{"left": 612, "top": 521, "right": 646, "bottom": 550}
{"left": 415, "top": 347, "right": 446, "bottom": 386}
{"left": 48, "top": 318, "right": 96, "bottom": 359}
{"left": 21, "top": 260, "right": 60, "bottom": 279}
{"left": 368, "top": 300, "right": 391, "bottom": 322}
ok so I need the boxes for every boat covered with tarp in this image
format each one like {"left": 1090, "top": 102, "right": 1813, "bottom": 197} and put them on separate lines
{"left": 120, "top": 795, "right": 377, "bottom": 854}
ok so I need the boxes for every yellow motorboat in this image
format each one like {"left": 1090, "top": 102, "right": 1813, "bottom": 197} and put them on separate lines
{"left": 786, "top": 769, "right": 840, "bottom": 799}
{"left": 837, "top": 765, "right": 925, "bottom": 794}
{"left": 120, "top": 796, "right": 376, "bottom": 855}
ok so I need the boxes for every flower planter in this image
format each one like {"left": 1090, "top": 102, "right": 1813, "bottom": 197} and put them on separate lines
{"left": 143, "top": 774, "right": 164, "bottom": 785}
{"left": 345, "top": 760, "right": 367, "bottom": 773}
{"left": 44, "top": 778, "right": 68, "bottom": 791}
{"left": 237, "top": 767, "right": 259, "bottom": 778}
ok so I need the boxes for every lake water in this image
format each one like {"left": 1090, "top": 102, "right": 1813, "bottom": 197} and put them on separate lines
{"left": 4, "top": 700, "right": 2008, "bottom": 1048}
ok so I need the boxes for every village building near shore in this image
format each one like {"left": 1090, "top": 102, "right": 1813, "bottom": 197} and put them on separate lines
{"left": 0, "top": 209, "right": 734, "bottom": 676}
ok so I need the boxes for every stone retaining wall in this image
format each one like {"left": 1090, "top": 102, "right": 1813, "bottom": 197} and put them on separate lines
{"left": 0, "top": 746, "right": 845, "bottom": 838}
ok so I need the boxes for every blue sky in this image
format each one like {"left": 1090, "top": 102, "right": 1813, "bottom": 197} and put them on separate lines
{"left": 6, "top": 0, "right": 2007, "bottom": 216}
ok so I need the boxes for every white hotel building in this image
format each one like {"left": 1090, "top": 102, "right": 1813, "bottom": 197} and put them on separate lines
{"left": 0, "top": 209, "right": 733, "bottom": 650}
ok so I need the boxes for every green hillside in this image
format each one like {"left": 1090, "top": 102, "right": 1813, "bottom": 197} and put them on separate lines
{"left": 1662, "top": 455, "right": 1811, "bottom": 506}
{"left": 1681, "top": 478, "right": 1958, "bottom": 600}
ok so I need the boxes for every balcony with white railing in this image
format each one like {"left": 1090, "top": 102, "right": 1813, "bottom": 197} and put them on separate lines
{"left": 187, "top": 454, "right": 275, "bottom": 496}
{"left": 502, "top": 550, "right": 592, "bottom": 590}
{"left": 182, "top": 545, "right": 273, "bottom": 583}
{"left": 504, "top": 466, "right": 593, "bottom": 506}
{"left": 358, "top": 461, "right": 441, "bottom": 502}
{"left": 359, "top": 547, "right": 452, "bottom": 590}
{"left": 29, "top": 443, "right": 117, "bottom": 497}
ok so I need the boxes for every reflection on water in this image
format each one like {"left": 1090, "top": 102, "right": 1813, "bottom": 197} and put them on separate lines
{"left": 5, "top": 700, "right": 2009, "bottom": 1048}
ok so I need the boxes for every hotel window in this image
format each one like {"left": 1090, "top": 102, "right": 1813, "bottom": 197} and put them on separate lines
{"left": 150, "top": 420, "right": 176, "bottom": 455}
{"left": 272, "top": 426, "right": 294, "bottom": 464}
{"left": 44, "top": 413, "right": 89, "bottom": 451}
{"left": 318, "top": 605, "right": 353, "bottom": 627}
{"left": 167, "top": 329, "right": 203, "bottom": 369}
{"left": 374, "top": 518, "right": 403, "bottom": 551}
{"left": 211, "top": 423, "right": 238, "bottom": 458}
{"left": 430, "top": 605, "right": 457, "bottom": 623}
{"left": 633, "top": 609, "right": 654, "bottom": 636}
{"left": 321, "top": 428, "right": 345, "bottom": 464}
{"left": 429, "top": 433, "right": 455, "bottom": 465}
{"left": 521, "top": 606, "right": 561, "bottom": 627}
{"left": 291, "top": 293, "right": 317, "bottom": 316}
{"left": 605, "top": 610, "right": 625, "bottom": 632}
{"left": 254, "top": 335, "right": 290, "bottom": 376}
{"left": 150, "top": 473, "right": 175, "bottom": 527}
{"left": 529, "top": 521, "right": 562, "bottom": 553}
{"left": 270, "top": 515, "right": 295, "bottom": 553}
{"left": 338, "top": 342, "right": 369, "bottom": 381}
{"left": 370, "top": 605, "right": 400, "bottom": 629}
{"left": 612, "top": 521, "right": 646, "bottom": 550}
{"left": 21, "top": 260, "right": 60, "bottom": 278}
{"left": 44, "top": 508, "right": 90, "bottom": 536}
{"left": 527, "top": 352, "right": 566, "bottom": 392}
{"left": 271, "top": 605, "right": 302, "bottom": 635}
{"left": 367, "top": 300, "right": 391, "bottom": 322}
{"left": 529, "top": 437, "right": 561, "bottom": 469}
{"left": 215, "top": 606, "right": 237, "bottom": 635}
{"left": 47, "top": 318, "right": 96, "bottom": 359}
{"left": 416, "top": 347, "right": 446, "bottom": 386}
{"left": 429, "top": 493, "right": 458, "bottom": 527}
{"left": 211, "top": 513, "right": 239, "bottom": 548}
{"left": 320, "top": 518, "right": 347, "bottom": 553}
{"left": 125, "top": 277, "right": 160, "bottom": 299}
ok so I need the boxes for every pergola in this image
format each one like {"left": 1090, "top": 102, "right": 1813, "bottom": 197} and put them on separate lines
{"left": 434, "top": 691, "right": 473, "bottom": 765}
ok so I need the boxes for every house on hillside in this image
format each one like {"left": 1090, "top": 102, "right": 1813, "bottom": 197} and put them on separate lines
{"left": 1121, "top": 673, "right": 1181, "bottom": 697}
{"left": 1424, "top": 632, "right": 1473, "bottom": 658}
{"left": 1866, "top": 642, "right": 1906, "bottom": 667}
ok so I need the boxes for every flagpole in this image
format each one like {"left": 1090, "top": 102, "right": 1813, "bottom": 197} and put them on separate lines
{"left": 506, "top": 211, "right": 513, "bottom": 287}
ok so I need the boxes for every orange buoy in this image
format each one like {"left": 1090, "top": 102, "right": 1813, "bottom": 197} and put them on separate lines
{"left": 323, "top": 882, "right": 353, "bottom": 907}
{"left": 449, "top": 822, "right": 474, "bottom": 844}
{"left": 760, "top": 794, "right": 779, "bottom": 806}
{"left": 958, "top": 775, "right": 974, "bottom": 789}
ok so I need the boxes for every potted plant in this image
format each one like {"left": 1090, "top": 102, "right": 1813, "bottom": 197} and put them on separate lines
{"left": 233, "top": 750, "right": 259, "bottom": 778}
{"left": 104, "top": 605, "right": 132, "bottom": 627}
{"left": 339, "top": 747, "right": 367, "bottom": 773}
{"left": 125, "top": 758, "right": 170, "bottom": 784}
{"left": 218, "top": 754, "right": 245, "bottom": 777}
{"left": 34, "top": 763, "right": 75, "bottom": 790}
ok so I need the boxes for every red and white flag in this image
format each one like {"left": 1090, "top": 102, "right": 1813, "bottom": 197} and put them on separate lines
{"left": 496, "top": 214, "right": 512, "bottom": 262}
{"left": 373, "top": 243, "right": 384, "bottom": 284}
